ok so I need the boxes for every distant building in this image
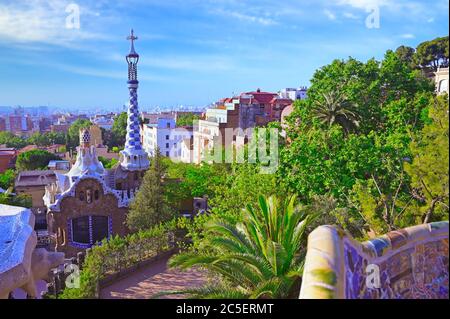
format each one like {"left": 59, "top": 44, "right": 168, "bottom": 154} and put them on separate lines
{"left": 180, "top": 137, "right": 194, "bottom": 163}
{"left": 91, "top": 115, "right": 114, "bottom": 130}
{"left": 193, "top": 102, "right": 240, "bottom": 164}
{"left": 0, "top": 148, "right": 17, "bottom": 173}
{"left": 141, "top": 111, "right": 175, "bottom": 124}
{"left": 193, "top": 89, "right": 293, "bottom": 163}
{"left": 15, "top": 170, "right": 57, "bottom": 210}
{"left": 48, "top": 160, "right": 71, "bottom": 171}
{"left": 278, "top": 86, "right": 308, "bottom": 101}
{"left": 435, "top": 67, "right": 449, "bottom": 95}
{"left": 39, "top": 117, "right": 52, "bottom": 133}
{"left": 50, "top": 123, "right": 71, "bottom": 133}
{"left": 142, "top": 117, "right": 193, "bottom": 159}
{"left": 0, "top": 117, "right": 6, "bottom": 131}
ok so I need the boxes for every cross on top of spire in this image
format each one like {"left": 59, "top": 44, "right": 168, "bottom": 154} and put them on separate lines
{"left": 127, "top": 29, "right": 138, "bottom": 56}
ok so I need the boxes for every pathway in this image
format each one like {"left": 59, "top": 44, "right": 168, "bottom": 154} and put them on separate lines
{"left": 99, "top": 254, "right": 206, "bottom": 299}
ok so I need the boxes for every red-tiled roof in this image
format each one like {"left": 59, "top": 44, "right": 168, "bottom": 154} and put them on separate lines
{"left": 270, "top": 97, "right": 293, "bottom": 105}
{"left": 240, "top": 91, "right": 278, "bottom": 104}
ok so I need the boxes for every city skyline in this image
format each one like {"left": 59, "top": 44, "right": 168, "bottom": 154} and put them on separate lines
{"left": 0, "top": 0, "right": 449, "bottom": 110}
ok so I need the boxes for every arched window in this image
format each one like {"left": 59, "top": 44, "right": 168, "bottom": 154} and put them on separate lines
{"left": 94, "top": 190, "right": 99, "bottom": 200}
{"left": 79, "top": 191, "right": 85, "bottom": 201}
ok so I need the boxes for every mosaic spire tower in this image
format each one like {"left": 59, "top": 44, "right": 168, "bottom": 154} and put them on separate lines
{"left": 119, "top": 29, "right": 150, "bottom": 171}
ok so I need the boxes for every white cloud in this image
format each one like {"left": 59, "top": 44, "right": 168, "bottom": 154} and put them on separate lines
{"left": 107, "top": 52, "right": 236, "bottom": 72}
{"left": 343, "top": 12, "right": 359, "bottom": 19}
{"left": 324, "top": 9, "right": 337, "bottom": 20}
{"left": 400, "top": 33, "right": 415, "bottom": 39}
{"left": 213, "top": 8, "right": 277, "bottom": 26}
{"left": 0, "top": 0, "right": 109, "bottom": 47}
{"left": 336, "top": 0, "right": 389, "bottom": 9}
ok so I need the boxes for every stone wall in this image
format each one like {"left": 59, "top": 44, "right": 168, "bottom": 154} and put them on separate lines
{"left": 299, "top": 221, "right": 449, "bottom": 299}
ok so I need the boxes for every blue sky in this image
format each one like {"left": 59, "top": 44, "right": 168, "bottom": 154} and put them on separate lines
{"left": 0, "top": 0, "right": 448, "bottom": 112}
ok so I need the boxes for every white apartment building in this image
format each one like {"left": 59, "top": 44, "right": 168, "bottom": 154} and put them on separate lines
{"left": 278, "top": 86, "right": 307, "bottom": 100}
{"left": 142, "top": 118, "right": 193, "bottom": 160}
{"left": 435, "top": 67, "right": 449, "bottom": 95}
{"left": 180, "top": 137, "right": 194, "bottom": 163}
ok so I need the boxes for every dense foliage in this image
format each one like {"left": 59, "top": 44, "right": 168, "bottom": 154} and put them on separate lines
{"left": 277, "top": 48, "right": 447, "bottom": 238}
{"left": 0, "top": 169, "right": 16, "bottom": 190}
{"left": 98, "top": 156, "right": 118, "bottom": 169}
{"left": 0, "top": 131, "right": 28, "bottom": 149}
{"left": 0, "top": 188, "right": 32, "bottom": 208}
{"left": 176, "top": 113, "right": 200, "bottom": 127}
{"left": 15, "top": 149, "right": 61, "bottom": 171}
{"left": 126, "top": 149, "right": 175, "bottom": 231}
{"left": 67, "top": 119, "right": 92, "bottom": 152}
{"left": 104, "top": 112, "right": 128, "bottom": 150}
{"left": 159, "top": 196, "right": 316, "bottom": 299}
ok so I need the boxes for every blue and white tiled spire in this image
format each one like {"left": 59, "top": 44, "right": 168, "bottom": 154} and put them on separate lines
{"left": 119, "top": 29, "right": 150, "bottom": 171}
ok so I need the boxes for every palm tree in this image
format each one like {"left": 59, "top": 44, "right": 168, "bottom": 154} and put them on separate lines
{"left": 312, "top": 91, "right": 360, "bottom": 134}
{"left": 154, "top": 195, "right": 316, "bottom": 299}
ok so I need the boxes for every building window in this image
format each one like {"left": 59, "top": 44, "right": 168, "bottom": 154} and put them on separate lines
{"left": 70, "top": 216, "right": 110, "bottom": 248}
{"left": 79, "top": 191, "right": 85, "bottom": 201}
{"left": 71, "top": 216, "right": 90, "bottom": 244}
{"left": 166, "top": 151, "right": 169, "bottom": 156}
{"left": 94, "top": 190, "right": 99, "bottom": 200}
{"left": 91, "top": 216, "right": 109, "bottom": 244}
{"left": 166, "top": 143, "right": 169, "bottom": 148}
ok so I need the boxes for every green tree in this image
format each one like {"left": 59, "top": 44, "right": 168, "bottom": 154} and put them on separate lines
{"left": 67, "top": 119, "right": 91, "bottom": 151}
{"left": 405, "top": 94, "right": 449, "bottom": 224}
{"left": 395, "top": 45, "right": 416, "bottom": 68}
{"left": 107, "top": 112, "right": 128, "bottom": 150}
{"left": 415, "top": 36, "right": 449, "bottom": 72}
{"left": 46, "top": 132, "right": 66, "bottom": 145}
{"left": 28, "top": 132, "right": 51, "bottom": 146}
{"left": 161, "top": 195, "right": 315, "bottom": 299}
{"left": 176, "top": 113, "right": 200, "bottom": 127}
{"left": 98, "top": 156, "right": 119, "bottom": 169}
{"left": 312, "top": 90, "right": 360, "bottom": 134}
{"left": 16, "top": 149, "right": 61, "bottom": 171}
{"left": 0, "top": 131, "right": 28, "bottom": 149}
{"left": 0, "top": 188, "right": 32, "bottom": 208}
{"left": 126, "top": 149, "right": 174, "bottom": 231}
{"left": 0, "top": 169, "right": 16, "bottom": 190}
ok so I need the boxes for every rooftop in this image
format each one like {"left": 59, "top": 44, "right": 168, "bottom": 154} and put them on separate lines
{"left": 15, "top": 170, "right": 56, "bottom": 187}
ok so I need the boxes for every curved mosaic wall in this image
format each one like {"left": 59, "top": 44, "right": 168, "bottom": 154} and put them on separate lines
{"left": 299, "top": 221, "right": 449, "bottom": 299}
